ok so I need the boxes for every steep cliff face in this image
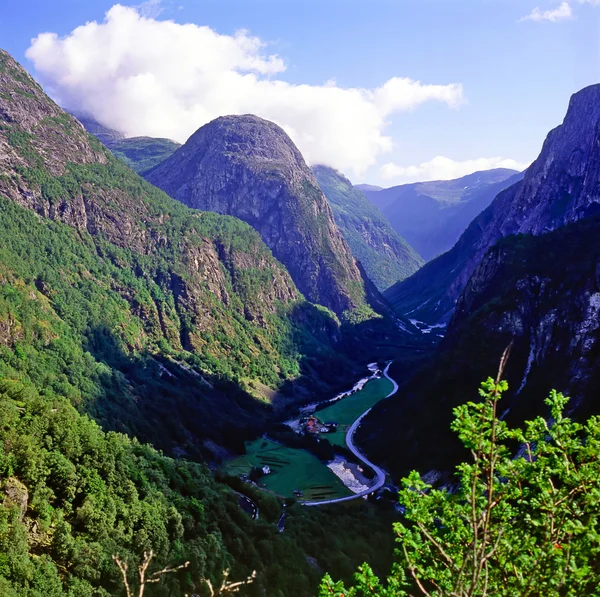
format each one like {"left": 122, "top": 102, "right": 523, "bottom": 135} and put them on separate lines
{"left": 145, "top": 115, "right": 377, "bottom": 317}
{"left": 312, "top": 165, "right": 423, "bottom": 292}
{"left": 361, "top": 215, "right": 600, "bottom": 478}
{"left": 0, "top": 49, "right": 351, "bottom": 458}
{"left": 385, "top": 84, "right": 600, "bottom": 324}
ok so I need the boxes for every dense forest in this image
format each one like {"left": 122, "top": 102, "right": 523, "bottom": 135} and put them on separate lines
{"left": 0, "top": 48, "right": 401, "bottom": 596}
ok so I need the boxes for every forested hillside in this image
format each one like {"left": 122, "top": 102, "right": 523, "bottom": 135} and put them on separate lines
{"left": 313, "top": 165, "right": 423, "bottom": 291}
{"left": 0, "top": 48, "right": 400, "bottom": 596}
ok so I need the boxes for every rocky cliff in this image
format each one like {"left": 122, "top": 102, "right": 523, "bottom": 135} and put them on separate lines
{"left": 385, "top": 85, "right": 600, "bottom": 324}
{"left": 360, "top": 86, "right": 600, "bottom": 477}
{"left": 361, "top": 215, "right": 600, "bottom": 477}
{"left": 144, "top": 115, "right": 379, "bottom": 318}
{"left": 312, "top": 165, "right": 423, "bottom": 292}
{"left": 0, "top": 48, "right": 351, "bottom": 458}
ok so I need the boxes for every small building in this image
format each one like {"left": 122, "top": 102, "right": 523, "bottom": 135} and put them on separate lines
{"left": 262, "top": 465, "right": 271, "bottom": 475}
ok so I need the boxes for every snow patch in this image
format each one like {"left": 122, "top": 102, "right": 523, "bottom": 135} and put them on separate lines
{"left": 409, "top": 319, "right": 447, "bottom": 335}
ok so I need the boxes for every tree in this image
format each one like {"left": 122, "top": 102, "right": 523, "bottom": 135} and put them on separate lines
{"left": 113, "top": 551, "right": 256, "bottom": 597}
{"left": 320, "top": 356, "right": 600, "bottom": 596}
{"left": 112, "top": 551, "right": 189, "bottom": 597}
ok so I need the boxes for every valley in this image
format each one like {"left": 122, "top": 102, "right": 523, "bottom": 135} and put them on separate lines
{"left": 0, "top": 5, "right": 600, "bottom": 593}
{"left": 224, "top": 363, "right": 399, "bottom": 505}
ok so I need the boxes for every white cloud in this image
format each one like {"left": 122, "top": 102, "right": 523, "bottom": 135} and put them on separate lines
{"left": 520, "top": 2, "right": 573, "bottom": 22}
{"left": 379, "top": 156, "right": 531, "bottom": 184}
{"left": 26, "top": 4, "right": 464, "bottom": 177}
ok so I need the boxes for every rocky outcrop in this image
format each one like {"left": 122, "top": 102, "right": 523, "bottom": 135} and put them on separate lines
{"left": 3, "top": 477, "right": 28, "bottom": 520}
{"left": 312, "top": 165, "right": 423, "bottom": 292}
{"left": 144, "top": 115, "right": 377, "bottom": 317}
{"left": 385, "top": 84, "right": 600, "bottom": 324}
{"left": 0, "top": 49, "right": 353, "bottom": 408}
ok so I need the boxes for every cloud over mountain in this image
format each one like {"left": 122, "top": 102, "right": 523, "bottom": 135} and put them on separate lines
{"left": 379, "top": 156, "right": 530, "bottom": 183}
{"left": 26, "top": 4, "right": 464, "bottom": 176}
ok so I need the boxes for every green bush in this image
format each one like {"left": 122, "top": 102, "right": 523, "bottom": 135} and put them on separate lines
{"left": 321, "top": 374, "right": 600, "bottom": 596}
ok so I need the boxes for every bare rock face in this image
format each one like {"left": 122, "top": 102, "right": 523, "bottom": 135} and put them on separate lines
{"left": 3, "top": 477, "right": 28, "bottom": 520}
{"left": 145, "top": 115, "right": 374, "bottom": 317}
{"left": 385, "top": 84, "right": 600, "bottom": 324}
{"left": 0, "top": 49, "right": 337, "bottom": 392}
{"left": 361, "top": 86, "right": 600, "bottom": 477}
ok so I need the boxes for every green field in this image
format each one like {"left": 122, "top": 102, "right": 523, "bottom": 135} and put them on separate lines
{"left": 224, "top": 438, "right": 352, "bottom": 500}
{"left": 316, "top": 376, "right": 394, "bottom": 447}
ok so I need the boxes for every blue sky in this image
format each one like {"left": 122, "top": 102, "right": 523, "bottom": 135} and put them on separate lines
{"left": 1, "top": 0, "right": 599, "bottom": 185}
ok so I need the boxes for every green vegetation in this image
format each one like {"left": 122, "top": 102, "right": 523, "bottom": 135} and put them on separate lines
{"left": 0, "top": 101, "right": 356, "bottom": 454}
{"left": 109, "top": 137, "right": 181, "bottom": 174}
{"left": 313, "top": 165, "right": 423, "bottom": 291}
{"left": 0, "top": 371, "right": 401, "bottom": 597}
{"left": 320, "top": 374, "right": 600, "bottom": 596}
{"left": 224, "top": 438, "right": 351, "bottom": 501}
{"left": 316, "top": 377, "right": 394, "bottom": 447}
{"left": 0, "top": 188, "right": 349, "bottom": 457}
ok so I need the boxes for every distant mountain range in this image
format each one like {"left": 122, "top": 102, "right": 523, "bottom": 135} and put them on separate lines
{"left": 361, "top": 169, "right": 523, "bottom": 261}
{"left": 73, "top": 113, "right": 181, "bottom": 173}
{"left": 354, "top": 183, "right": 383, "bottom": 192}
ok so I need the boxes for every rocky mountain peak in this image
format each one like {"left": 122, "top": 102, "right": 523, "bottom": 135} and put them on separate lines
{"left": 495, "top": 84, "right": 600, "bottom": 236}
{"left": 146, "top": 114, "right": 378, "bottom": 317}
{"left": 385, "top": 84, "right": 600, "bottom": 324}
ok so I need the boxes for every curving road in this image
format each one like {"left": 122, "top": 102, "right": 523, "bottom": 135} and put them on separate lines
{"left": 302, "top": 362, "right": 399, "bottom": 506}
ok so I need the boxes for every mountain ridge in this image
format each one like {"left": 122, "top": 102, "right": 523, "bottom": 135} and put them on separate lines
{"left": 360, "top": 84, "right": 600, "bottom": 478}
{"left": 144, "top": 114, "right": 383, "bottom": 318}
{"left": 312, "top": 165, "right": 423, "bottom": 291}
{"left": 363, "top": 168, "right": 522, "bottom": 261}
{"left": 385, "top": 85, "right": 600, "bottom": 325}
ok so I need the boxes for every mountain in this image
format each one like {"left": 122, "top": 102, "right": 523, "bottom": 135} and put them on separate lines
{"left": 75, "top": 114, "right": 181, "bottom": 173}
{"left": 363, "top": 169, "right": 522, "bottom": 260}
{"left": 0, "top": 49, "right": 399, "bottom": 597}
{"left": 72, "top": 112, "right": 125, "bottom": 145}
{"left": 145, "top": 114, "right": 383, "bottom": 318}
{"left": 108, "top": 136, "right": 181, "bottom": 174}
{"left": 354, "top": 183, "right": 383, "bottom": 192}
{"left": 359, "top": 84, "right": 600, "bottom": 477}
{"left": 0, "top": 48, "right": 354, "bottom": 454}
{"left": 385, "top": 86, "right": 600, "bottom": 326}
{"left": 312, "top": 165, "right": 423, "bottom": 292}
